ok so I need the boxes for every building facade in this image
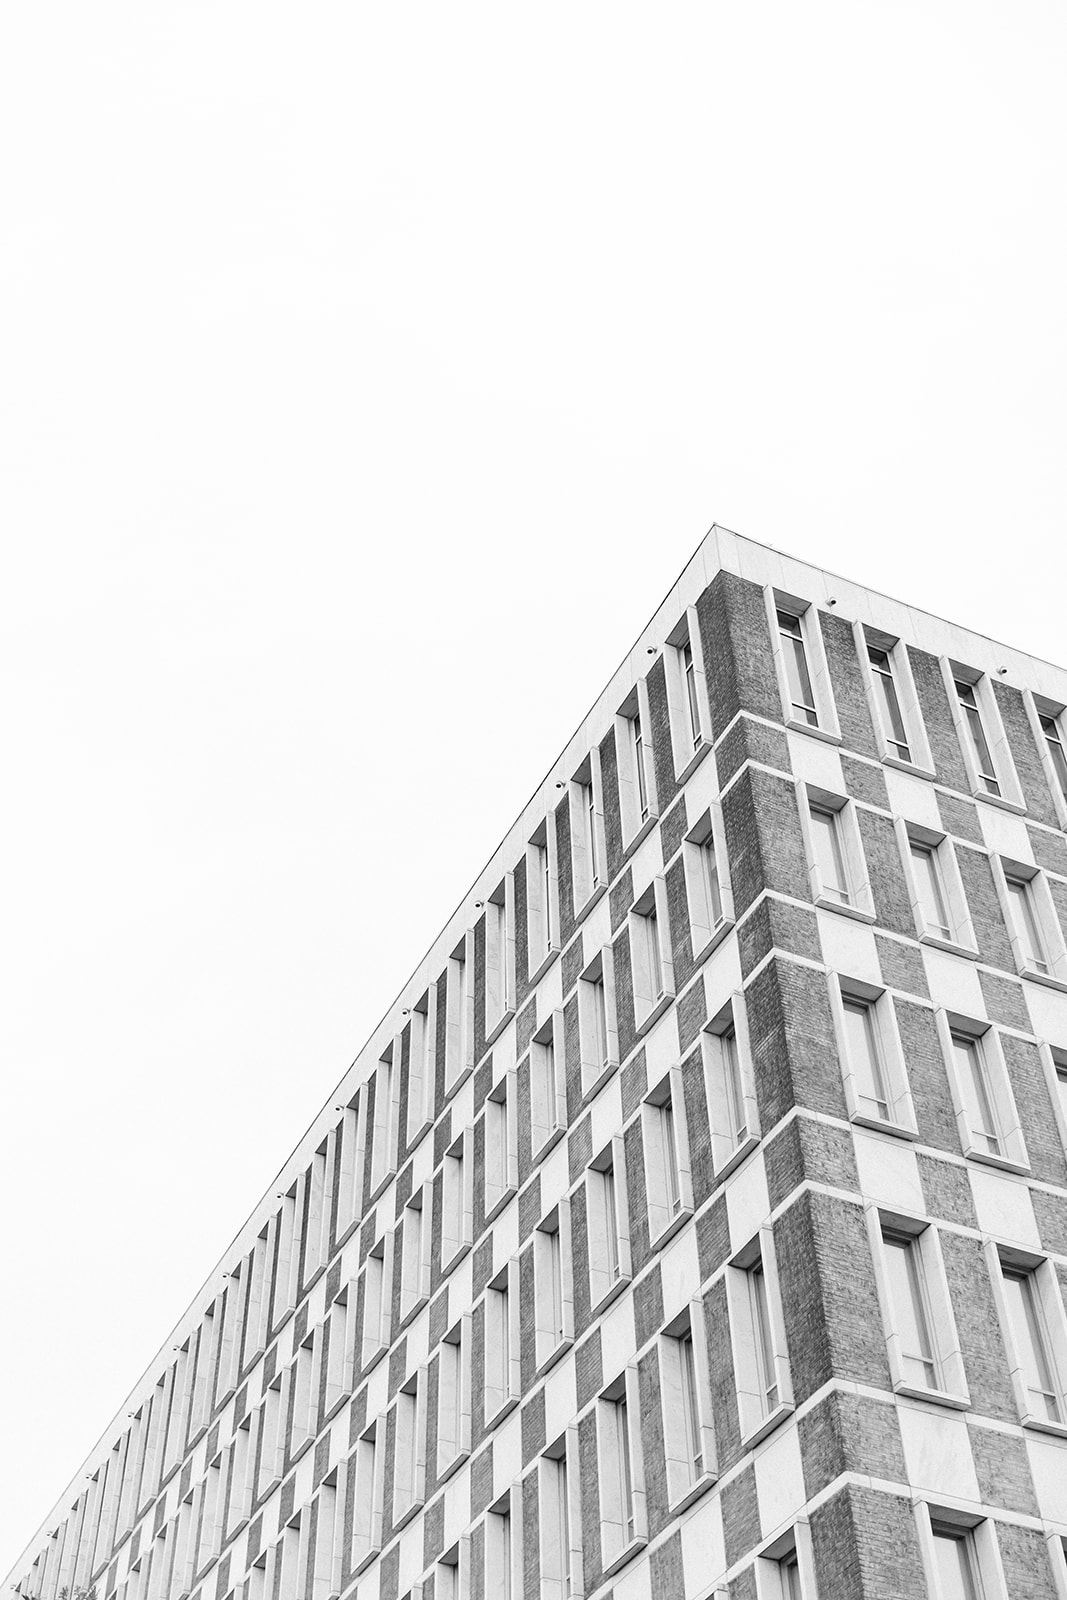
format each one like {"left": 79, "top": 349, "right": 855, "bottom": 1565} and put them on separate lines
{"left": 10, "top": 526, "right": 1067, "bottom": 1600}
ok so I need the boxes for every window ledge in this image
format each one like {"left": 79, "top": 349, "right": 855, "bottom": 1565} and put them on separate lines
{"left": 674, "top": 738, "right": 712, "bottom": 786}
{"left": 391, "top": 1499, "right": 425, "bottom": 1534}
{"left": 919, "top": 933, "right": 979, "bottom": 961}
{"left": 1018, "top": 966, "right": 1067, "bottom": 993}
{"left": 436, "top": 1447, "right": 470, "bottom": 1485}
{"left": 536, "top": 1336, "right": 573, "bottom": 1380}
{"left": 667, "top": 1472, "right": 718, "bottom": 1516}
{"left": 712, "top": 1132, "right": 762, "bottom": 1184}
{"left": 973, "top": 789, "right": 1027, "bottom": 816}
{"left": 359, "top": 1342, "right": 388, "bottom": 1377}
{"left": 1022, "top": 1415, "right": 1067, "bottom": 1440}
{"left": 351, "top": 1543, "right": 382, "bottom": 1579}
{"left": 740, "top": 1401, "right": 794, "bottom": 1450}
{"left": 965, "top": 1149, "right": 1030, "bottom": 1178}
{"left": 815, "top": 896, "right": 876, "bottom": 924}
{"left": 528, "top": 945, "right": 561, "bottom": 987}
{"left": 398, "top": 1293, "right": 429, "bottom": 1330}
{"left": 484, "top": 1005, "right": 516, "bottom": 1049}
{"left": 786, "top": 716, "right": 841, "bottom": 746}
{"left": 893, "top": 1381, "right": 970, "bottom": 1411}
{"left": 483, "top": 1184, "right": 518, "bottom": 1227}
{"left": 635, "top": 990, "right": 675, "bottom": 1037}
{"left": 590, "top": 1273, "right": 632, "bottom": 1320}
{"left": 883, "top": 754, "right": 937, "bottom": 781}
{"left": 602, "top": 1533, "right": 649, "bottom": 1579}
{"left": 367, "top": 1169, "right": 397, "bottom": 1207}
{"left": 531, "top": 1124, "right": 565, "bottom": 1166}
{"left": 484, "top": 1394, "right": 519, "bottom": 1432}
{"left": 580, "top": 1058, "right": 619, "bottom": 1104}
{"left": 573, "top": 881, "right": 608, "bottom": 926}
{"left": 691, "top": 916, "right": 736, "bottom": 970}
{"left": 622, "top": 812, "right": 659, "bottom": 861}
{"left": 649, "top": 1207, "right": 694, "bottom": 1255}
{"left": 850, "top": 1113, "right": 919, "bottom": 1142}
{"left": 440, "top": 1240, "right": 471, "bottom": 1277}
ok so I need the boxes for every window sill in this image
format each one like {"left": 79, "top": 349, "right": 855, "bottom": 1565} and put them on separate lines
{"left": 667, "top": 1471, "right": 718, "bottom": 1515}
{"left": 484, "top": 1183, "right": 517, "bottom": 1226}
{"left": 673, "top": 737, "right": 712, "bottom": 786}
{"left": 649, "top": 1206, "right": 694, "bottom": 1255}
{"left": 528, "top": 944, "right": 561, "bottom": 987}
{"left": 850, "top": 1112, "right": 919, "bottom": 1142}
{"left": 883, "top": 753, "right": 937, "bottom": 782}
{"left": 893, "top": 1380, "right": 970, "bottom": 1411}
{"left": 573, "top": 881, "right": 608, "bottom": 926}
{"left": 602, "top": 1533, "right": 648, "bottom": 1579}
{"left": 814, "top": 895, "right": 876, "bottom": 924}
{"left": 440, "top": 1240, "right": 471, "bottom": 1277}
{"left": 1022, "top": 1415, "right": 1067, "bottom": 1440}
{"left": 973, "top": 789, "right": 1027, "bottom": 817}
{"left": 536, "top": 1336, "right": 573, "bottom": 1380}
{"left": 531, "top": 1124, "right": 565, "bottom": 1166}
{"left": 436, "top": 1447, "right": 470, "bottom": 1485}
{"left": 919, "top": 932, "right": 978, "bottom": 961}
{"left": 367, "top": 1168, "right": 397, "bottom": 1207}
{"left": 484, "top": 1004, "right": 516, "bottom": 1048}
{"left": 590, "top": 1272, "right": 632, "bottom": 1320}
{"left": 443, "top": 1060, "right": 474, "bottom": 1102}
{"left": 359, "top": 1342, "right": 388, "bottom": 1377}
{"left": 712, "top": 1132, "right": 762, "bottom": 1183}
{"left": 404, "top": 1116, "right": 433, "bottom": 1153}
{"left": 392, "top": 1498, "right": 425, "bottom": 1533}
{"left": 580, "top": 1058, "right": 619, "bottom": 1103}
{"left": 740, "top": 1401, "right": 794, "bottom": 1450}
{"left": 398, "top": 1292, "right": 429, "bottom": 1330}
{"left": 635, "top": 990, "right": 675, "bottom": 1037}
{"left": 484, "top": 1393, "right": 519, "bottom": 1431}
{"left": 1018, "top": 965, "right": 1067, "bottom": 993}
{"left": 691, "top": 916, "right": 736, "bottom": 970}
{"left": 350, "top": 1542, "right": 382, "bottom": 1579}
{"left": 786, "top": 716, "right": 841, "bottom": 745}
{"left": 622, "top": 812, "right": 659, "bottom": 861}
{"left": 965, "top": 1149, "right": 1030, "bottom": 1178}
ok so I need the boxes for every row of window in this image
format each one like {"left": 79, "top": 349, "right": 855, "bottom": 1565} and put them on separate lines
{"left": 64, "top": 1208, "right": 1067, "bottom": 1600}
{"left": 775, "top": 593, "right": 1067, "bottom": 820}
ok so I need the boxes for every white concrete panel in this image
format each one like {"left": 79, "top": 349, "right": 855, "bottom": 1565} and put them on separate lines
{"left": 923, "top": 946, "right": 985, "bottom": 1019}
{"left": 680, "top": 1484, "right": 726, "bottom": 1594}
{"left": 817, "top": 913, "right": 880, "bottom": 987}
{"left": 754, "top": 1421, "right": 806, "bottom": 1537}
{"left": 598, "top": 1293, "right": 637, "bottom": 1383}
{"left": 726, "top": 1150, "right": 771, "bottom": 1245}
{"left": 898, "top": 1406, "right": 981, "bottom": 1504}
{"left": 659, "top": 1226, "right": 702, "bottom": 1326}
{"left": 1023, "top": 982, "right": 1067, "bottom": 1048}
{"left": 853, "top": 1132, "right": 923, "bottom": 1215}
{"left": 977, "top": 804, "right": 1032, "bottom": 866}
{"left": 969, "top": 1169, "right": 1040, "bottom": 1250}
{"left": 644, "top": 1006, "right": 681, "bottom": 1089}
{"left": 1027, "top": 1433, "right": 1067, "bottom": 1523}
{"left": 543, "top": 1352, "right": 576, "bottom": 1445}
{"left": 884, "top": 767, "right": 942, "bottom": 830}
{"left": 788, "top": 732, "right": 845, "bottom": 795}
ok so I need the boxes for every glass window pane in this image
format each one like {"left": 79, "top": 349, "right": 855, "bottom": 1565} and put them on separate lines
{"left": 951, "top": 1033, "right": 1001, "bottom": 1156}
{"left": 955, "top": 680, "right": 1000, "bottom": 795}
{"left": 882, "top": 1232, "right": 938, "bottom": 1388}
{"left": 682, "top": 640, "right": 702, "bottom": 746}
{"left": 749, "top": 1262, "right": 779, "bottom": 1413}
{"left": 868, "top": 645, "right": 911, "bottom": 760}
{"left": 932, "top": 1529, "right": 981, "bottom": 1600}
{"left": 1006, "top": 877, "right": 1049, "bottom": 973}
{"left": 1002, "top": 1268, "right": 1061, "bottom": 1420}
{"left": 810, "top": 807, "right": 850, "bottom": 903}
{"left": 911, "top": 843, "right": 952, "bottom": 940}
{"left": 702, "top": 839, "right": 723, "bottom": 925}
{"left": 778, "top": 610, "right": 818, "bottom": 726}
{"left": 843, "top": 999, "right": 891, "bottom": 1120}
{"left": 722, "top": 1028, "right": 747, "bottom": 1146}
{"left": 1041, "top": 713, "right": 1067, "bottom": 801}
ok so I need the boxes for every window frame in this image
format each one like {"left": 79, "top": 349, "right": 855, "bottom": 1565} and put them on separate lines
{"left": 767, "top": 589, "right": 841, "bottom": 741}
{"left": 726, "top": 1229, "right": 794, "bottom": 1446}
{"left": 484, "top": 877, "right": 517, "bottom": 1046}
{"left": 356, "top": 1235, "right": 391, "bottom": 1373}
{"left": 341, "top": 1420, "right": 383, "bottom": 1577}
{"left": 991, "top": 856, "right": 1067, "bottom": 988}
{"left": 614, "top": 680, "right": 659, "bottom": 851}
{"left": 829, "top": 977, "right": 918, "bottom": 1138}
{"left": 867, "top": 1207, "right": 969, "bottom": 1407}
{"left": 586, "top": 1136, "right": 632, "bottom": 1315}
{"left": 483, "top": 1261, "right": 521, "bottom": 1428}
{"left": 664, "top": 605, "right": 712, "bottom": 781}
{"left": 628, "top": 876, "right": 676, "bottom": 1034}
{"left": 1027, "top": 692, "right": 1067, "bottom": 827}
{"left": 482, "top": 1069, "right": 518, "bottom": 1223}
{"left": 436, "top": 1316, "right": 472, "bottom": 1481}
{"left": 444, "top": 930, "right": 475, "bottom": 1096}
{"left": 569, "top": 750, "right": 608, "bottom": 918}
{"left": 595, "top": 1367, "right": 647, "bottom": 1577}
{"left": 390, "top": 1370, "right": 427, "bottom": 1532}
{"left": 529, "top": 1010, "right": 567, "bottom": 1163}
{"left": 987, "top": 1243, "right": 1067, "bottom": 1437}
{"left": 526, "top": 818, "right": 560, "bottom": 985}
{"left": 658, "top": 1302, "right": 717, "bottom": 1511}
{"left": 440, "top": 1129, "right": 474, "bottom": 1275}
{"left": 798, "top": 785, "right": 874, "bottom": 920}
{"left": 682, "top": 804, "right": 735, "bottom": 964}
{"left": 703, "top": 997, "right": 760, "bottom": 1178}
{"left": 856, "top": 624, "right": 934, "bottom": 775}
{"left": 536, "top": 1430, "right": 583, "bottom": 1600}
{"left": 897, "top": 821, "right": 977, "bottom": 956}
{"left": 944, "top": 660, "right": 1024, "bottom": 811}
{"left": 577, "top": 945, "right": 619, "bottom": 1100}
{"left": 753, "top": 1523, "right": 818, "bottom": 1600}
{"left": 398, "top": 1182, "right": 432, "bottom": 1327}
{"left": 914, "top": 1503, "right": 1009, "bottom": 1600}
{"left": 533, "top": 1201, "right": 574, "bottom": 1375}
{"left": 641, "top": 1068, "right": 694, "bottom": 1249}
{"left": 936, "top": 1011, "right": 1029, "bottom": 1174}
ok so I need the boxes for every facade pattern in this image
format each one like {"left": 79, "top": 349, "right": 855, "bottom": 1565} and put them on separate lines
{"left": 11, "top": 527, "right": 1067, "bottom": 1600}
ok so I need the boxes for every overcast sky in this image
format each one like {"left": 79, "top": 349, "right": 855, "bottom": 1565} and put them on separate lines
{"left": 3, "top": 0, "right": 1067, "bottom": 1583}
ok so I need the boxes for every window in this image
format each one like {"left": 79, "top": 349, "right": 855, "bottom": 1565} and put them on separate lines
{"left": 1005, "top": 872, "right": 1049, "bottom": 973}
{"left": 570, "top": 755, "right": 606, "bottom": 909}
{"left": 1047, "top": 1045, "right": 1067, "bottom": 1147}
{"left": 538, "top": 1437, "right": 579, "bottom": 1600}
{"left": 578, "top": 950, "right": 617, "bottom": 1095}
{"left": 484, "top": 882, "right": 515, "bottom": 1042}
{"left": 682, "top": 807, "right": 733, "bottom": 960}
{"left": 445, "top": 934, "right": 474, "bottom": 1091}
{"left": 534, "top": 1204, "right": 573, "bottom": 1371}
{"left": 483, "top": 1073, "right": 517, "bottom": 1221}
{"left": 290, "top": 1334, "right": 317, "bottom": 1453}
{"left": 704, "top": 1002, "right": 759, "bottom": 1176}
{"left": 809, "top": 802, "right": 850, "bottom": 903}
{"left": 659, "top": 1309, "right": 715, "bottom": 1508}
{"left": 995, "top": 1254, "right": 1067, "bottom": 1429}
{"left": 633, "top": 712, "right": 650, "bottom": 821}
{"left": 596, "top": 1375, "right": 645, "bottom": 1574}
{"left": 441, "top": 1132, "right": 473, "bottom": 1272}
{"left": 358, "top": 1239, "right": 390, "bottom": 1370}
{"left": 484, "top": 1264, "right": 520, "bottom": 1424}
{"left": 437, "top": 1320, "right": 470, "bottom": 1478}
{"left": 615, "top": 684, "right": 658, "bottom": 844}
{"left": 628, "top": 879, "right": 675, "bottom": 1031}
{"left": 833, "top": 982, "right": 915, "bottom": 1134}
{"left": 867, "top": 642, "right": 912, "bottom": 762}
{"left": 368, "top": 1048, "right": 398, "bottom": 1196}
{"left": 870, "top": 1213, "right": 967, "bottom": 1404}
{"left": 777, "top": 608, "right": 818, "bottom": 726}
{"left": 344, "top": 1423, "right": 382, "bottom": 1574}
{"left": 642, "top": 1071, "right": 693, "bottom": 1245}
{"left": 405, "top": 990, "right": 435, "bottom": 1146}
{"left": 882, "top": 1230, "right": 938, "bottom": 1389}
{"left": 779, "top": 1550, "right": 804, "bottom": 1600}
{"left": 910, "top": 839, "right": 952, "bottom": 940}
{"left": 681, "top": 637, "right": 702, "bottom": 747}
{"left": 485, "top": 1495, "right": 517, "bottom": 1600}
{"left": 529, "top": 1012, "right": 566, "bottom": 1159}
{"left": 727, "top": 1234, "right": 792, "bottom": 1442}
{"left": 931, "top": 1525, "right": 985, "bottom": 1600}
{"left": 586, "top": 1139, "right": 631, "bottom": 1311}
{"left": 954, "top": 677, "right": 1001, "bottom": 796}
{"left": 527, "top": 824, "right": 557, "bottom": 976}
{"left": 1039, "top": 706, "right": 1067, "bottom": 801}
{"left": 256, "top": 1377, "right": 284, "bottom": 1496}
{"left": 392, "top": 1374, "right": 426, "bottom": 1528}
{"left": 399, "top": 1187, "right": 430, "bottom": 1324}
{"left": 939, "top": 1012, "right": 1031, "bottom": 1169}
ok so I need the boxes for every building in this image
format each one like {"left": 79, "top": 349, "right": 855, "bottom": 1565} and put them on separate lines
{"left": 10, "top": 524, "right": 1067, "bottom": 1600}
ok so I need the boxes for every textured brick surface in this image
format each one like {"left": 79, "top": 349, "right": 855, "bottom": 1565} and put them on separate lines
{"left": 978, "top": 969, "right": 1031, "bottom": 1031}
{"left": 894, "top": 997, "right": 961, "bottom": 1154}
{"left": 995, "top": 680, "right": 1059, "bottom": 827}
{"left": 916, "top": 1153, "right": 977, "bottom": 1227}
{"left": 764, "top": 1115, "right": 859, "bottom": 1209}
{"left": 747, "top": 957, "right": 848, "bottom": 1127}
{"left": 799, "top": 1391, "right": 906, "bottom": 1500}
{"left": 715, "top": 714, "right": 792, "bottom": 786}
{"left": 875, "top": 933, "right": 929, "bottom": 998}
{"left": 936, "top": 790, "right": 984, "bottom": 845}
{"left": 723, "top": 767, "right": 812, "bottom": 916}
{"left": 954, "top": 845, "right": 1015, "bottom": 969}
{"left": 909, "top": 645, "right": 969, "bottom": 792}
{"left": 1029, "top": 822, "right": 1067, "bottom": 876}
{"left": 737, "top": 896, "right": 822, "bottom": 979}
{"left": 941, "top": 1230, "right": 1017, "bottom": 1421}
{"left": 811, "top": 1484, "right": 928, "bottom": 1600}
{"left": 721, "top": 1465, "right": 760, "bottom": 1568}
{"left": 841, "top": 753, "right": 890, "bottom": 810}
{"left": 968, "top": 1424, "right": 1038, "bottom": 1515}
{"left": 696, "top": 570, "right": 782, "bottom": 732}
{"left": 858, "top": 808, "right": 915, "bottom": 936}
{"left": 1003, "top": 1033, "right": 1067, "bottom": 1187}
{"left": 660, "top": 793, "right": 689, "bottom": 864}
{"left": 997, "top": 1522, "right": 1061, "bottom": 1600}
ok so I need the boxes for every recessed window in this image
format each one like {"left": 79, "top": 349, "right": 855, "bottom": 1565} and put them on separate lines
{"left": 931, "top": 1524, "right": 984, "bottom": 1600}
{"left": 833, "top": 979, "right": 918, "bottom": 1135}
{"left": 681, "top": 636, "right": 702, "bottom": 749}
{"left": 358, "top": 1241, "right": 389, "bottom": 1370}
{"left": 1005, "top": 873, "right": 1049, "bottom": 973}
{"left": 1039, "top": 708, "right": 1067, "bottom": 801}
{"left": 951, "top": 1030, "right": 1002, "bottom": 1159}
{"left": 399, "top": 1188, "right": 430, "bottom": 1324}
{"left": 484, "top": 1265, "right": 519, "bottom": 1425}
{"left": 642, "top": 1072, "right": 693, "bottom": 1246}
{"left": 629, "top": 879, "right": 675, "bottom": 1030}
{"left": 778, "top": 609, "right": 818, "bottom": 727}
{"left": 577, "top": 948, "right": 617, "bottom": 1097}
{"left": 344, "top": 1423, "right": 382, "bottom": 1573}
{"left": 749, "top": 1260, "right": 779, "bottom": 1414}
{"left": 954, "top": 677, "right": 1001, "bottom": 797}
{"left": 633, "top": 711, "right": 651, "bottom": 822}
{"left": 842, "top": 997, "right": 891, "bottom": 1122}
{"left": 596, "top": 1375, "right": 645, "bottom": 1573}
{"left": 437, "top": 1320, "right": 470, "bottom": 1478}
{"left": 809, "top": 803, "right": 850, "bottom": 904}
{"left": 911, "top": 840, "right": 952, "bottom": 940}
{"left": 867, "top": 642, "right": 912, "bottom": 762}
{"left": 534, "top": 1205, "right": 573, "bottom": 1372}
{"left": 587, "top": 1139, "right": 631, "bottom": 1310}
{"left": 704, "top": 1001, "right": 760, "bottom": 1176}
{"left": 445, "top": 935, "right": 474, "bottom": 1092}
{"left": 659, "top": 1309, "right": 715, "bottom": 1509}
{"left": 441, "top": 1133, "right": 472, "bottom": 1272}
{"left": 1000, "top": 1261, "right": 1064, "bottom": 1425}
{"left": 405, "top": 990, "right": 435, "bottom": 1146}
{"left": 538, "top": 1439, "right": 578, "bottom": 1600}
{"left": 882, "top": 1230, "right": 939, "bottom": 1390}
{"left": 392, "top": 1375, "right": 425, "bottom": 1529}
{"left": 529, "top": 1013, "right": 566, "bottom": 1160}
{"left": 484, "top": 883, "right": 515, "bottom": 1041}
{"left": 485, "top": 1494, "right": 516, "bottom": 1600}
{"left": 940, "top": 1015, "right": 1028, "bottom": 1172}
{"left": 779, "top": 1549, "right": 804, "bottom": 1600}
{"left": 615, "top": 685, "right": 659, "bottom": 845}
{"left": 483, "top": 1074, "right": 517, "bottom": 1221}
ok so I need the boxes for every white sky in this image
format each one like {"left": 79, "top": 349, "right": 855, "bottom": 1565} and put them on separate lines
{"left": 2, "top": 0, "right": 1066, "bottom": 1582}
